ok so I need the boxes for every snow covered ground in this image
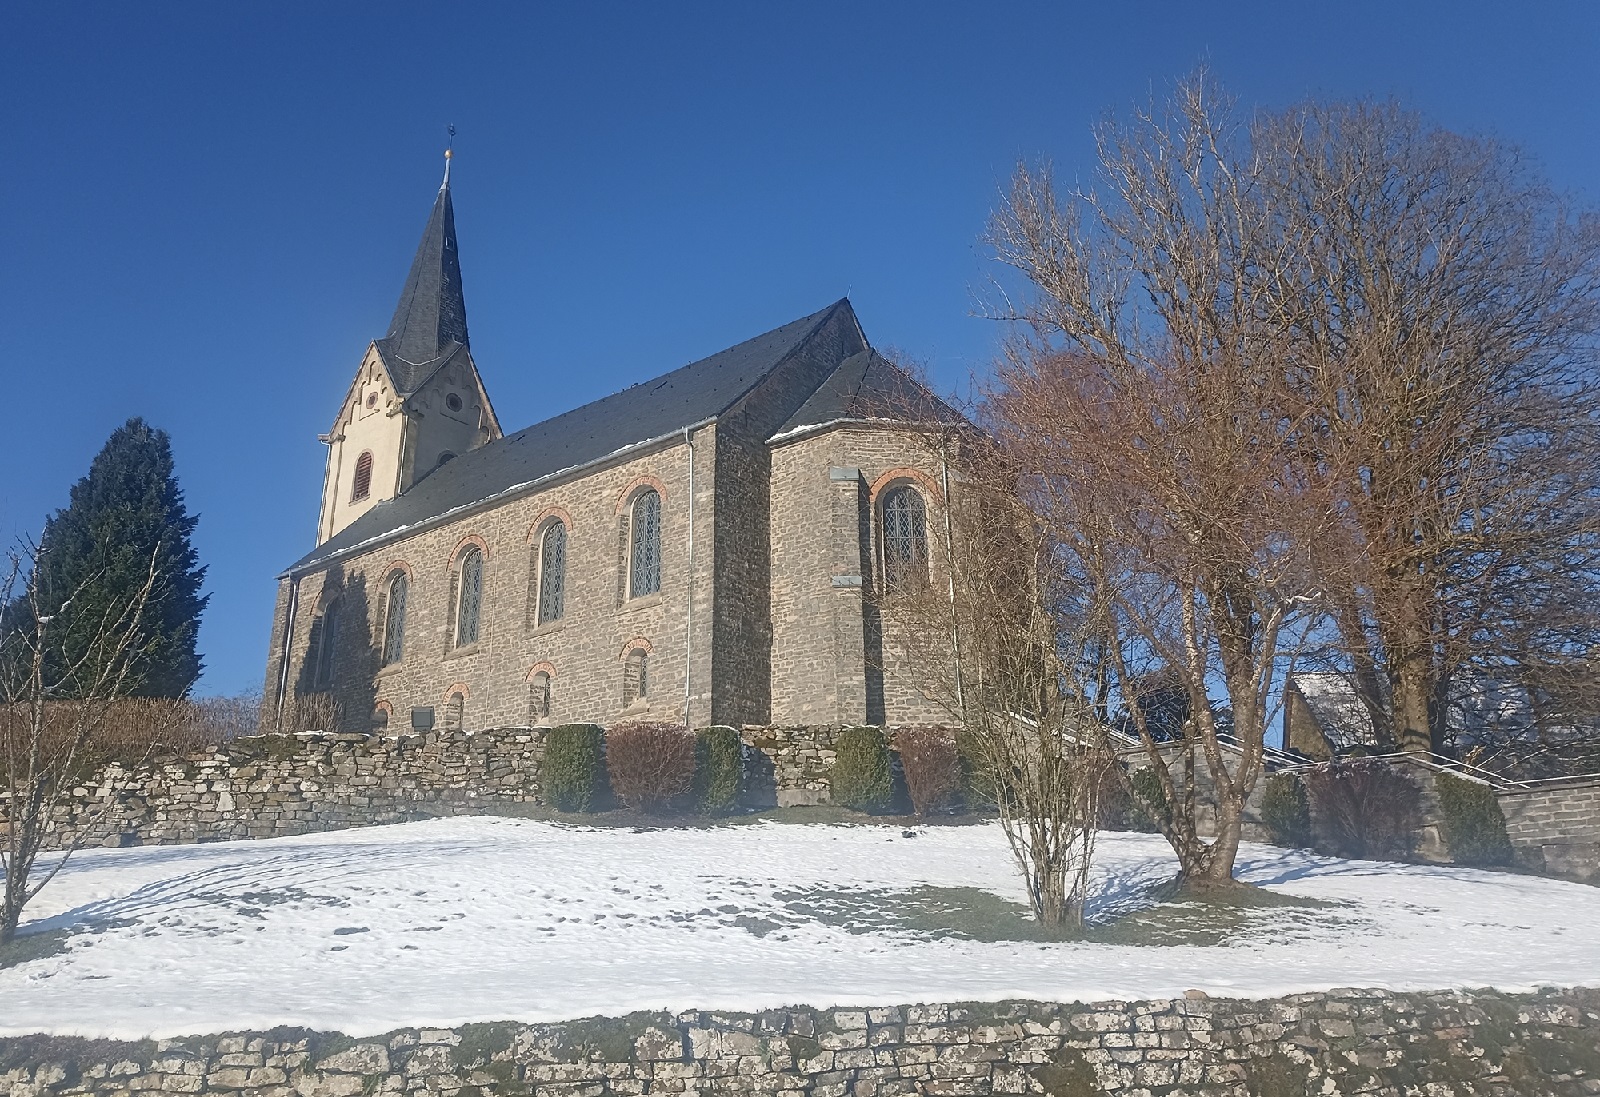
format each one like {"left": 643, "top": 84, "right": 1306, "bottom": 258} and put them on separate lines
{"left": 2, "top": 817, "right": 1597, "bottom": 1040}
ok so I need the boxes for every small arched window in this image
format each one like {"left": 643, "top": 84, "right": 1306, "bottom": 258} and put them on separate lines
{"left": 881, "top": 485, "right": 929, "bottom": 592}
{"left": 623, "top": 648, "right": 649, "bottom": 707}
{"left": 454, "top": 546, "right": 483, "bottom": 647}
{"left": 628, "top": 489, "right": 661, "bottom": 598}
{"left": 437, "top": 451, "right": 457, "bottom": 469}
{"left": 381, "top": 571, "right": 407, "bottom": 666}
{"left": 446, "top": 690, "right": 466, "bottom": 731}
{"left": 529, "top": 671, "right": 552, "bottom": 723}
{"left": 351, "top": 451, "right": 374, "bottom": 502}
{"left": 537, "top": 521, "right": 567, "bottom": 625}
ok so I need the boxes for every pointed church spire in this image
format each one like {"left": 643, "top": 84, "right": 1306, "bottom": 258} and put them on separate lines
{"left": 383, "top": 148, "right": 469, "bottom": 366}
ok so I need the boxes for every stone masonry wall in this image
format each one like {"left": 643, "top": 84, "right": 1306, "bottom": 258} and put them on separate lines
{"left": 4, "top": 988, "right": 1600, "bottom": 1097}
{"left": 19, "top": 725, "right": 860, "bottom": 851}
{"left": 1498, "top": 777, "right": 1600, "bottom": 882}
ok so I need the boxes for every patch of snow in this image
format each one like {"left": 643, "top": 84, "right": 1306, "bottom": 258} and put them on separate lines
{"left": 1, "top": 818, "right": 1597, "bottom": 1039}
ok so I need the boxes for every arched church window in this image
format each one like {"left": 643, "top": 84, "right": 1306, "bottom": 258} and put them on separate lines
{"left": 351, "top": 451, "right": 374, "bottom": 502}
{"left": 537, "top": 521, "right": 567, "bottom": 625}
{"left": 454, "top": 546, "right": 483, "bottom": 647}
{"left": 622, "top": 648, "right": 649, "bottom": 707}
{"left": 628, "top": 489, "right": 661, "bottom": 598}
{"left": 529, "top": 671, "right": 552, "bottom": 723}
{"left": 381, "top": 571, "right": 407, "bottom": 665}
{"left": 881, "top": 485, "right": 929, "bottom": 592}
{"left": 312, "top": 600, "right": 340, "bottom": 688}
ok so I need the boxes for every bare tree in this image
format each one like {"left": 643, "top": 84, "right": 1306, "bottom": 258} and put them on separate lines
{"left": 986, "top": 72, "right": 1334, "bottom": 888}
{"left": 0, "top": 540, "right": 158, "bottom": 947}
{"left": 1251, "top": 99, "right": 1600, "bottom": 755}
{"left": 875, "top": 432, "right": 1108, "bottom": 928}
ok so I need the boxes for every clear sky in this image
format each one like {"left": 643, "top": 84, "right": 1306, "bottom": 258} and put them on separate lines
{"left": 3, "top": 1, "right": 1598, "bottom": 696}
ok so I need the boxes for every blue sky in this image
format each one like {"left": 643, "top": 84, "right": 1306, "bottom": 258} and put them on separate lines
{"left": 3, "top": 2, "right": 1598, "bottom": 696}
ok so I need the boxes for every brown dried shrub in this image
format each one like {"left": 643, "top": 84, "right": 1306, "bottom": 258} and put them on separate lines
{"left": 1302, "top": 758, "right": 1422, "bottom": 861}
{"left": 895, "top": 726, "right": 963, "bottom": 816}
{"left": 606, "top": 721, "right": 695, "bottom": 814}
{"left": 1, "top": 693, "right": 257, "bottom": 783}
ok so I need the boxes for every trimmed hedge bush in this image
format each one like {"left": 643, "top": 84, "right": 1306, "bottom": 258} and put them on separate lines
{"left": 831, "top": 726, "right": 893, "bottom": 813}
{"left": 693, "top": 726, "right": 744, "bottom": 815}
{"left": 607, "top": 722, "right": 695, "bottom": 814}
{"left": 1129, "top": 767, "right": 1169, "bottom": 833}
{"left": 543, "top": 723, "right": 606, "bottom": 812}
{"left": 1435, "top": 772, "right": 1514, "bottom": 866}
{"left": 896, "top": 727, "right": 963, "bottom": 816}
{"left": 1262, "top": 773, "right": 1313, "bottom": 848}
{"left": 1303, "top": 758, "right": 1421, "bottom": 860}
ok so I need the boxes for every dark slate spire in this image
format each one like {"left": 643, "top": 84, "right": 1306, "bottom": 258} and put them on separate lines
{"left": 383, "top": 158, "right": 469, "bottom": 368}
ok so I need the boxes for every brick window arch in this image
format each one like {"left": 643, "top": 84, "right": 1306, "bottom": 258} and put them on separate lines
{"left": 351, "top": 451, "right": 374, "bottom": 502}
{"left": 529, "top": 670, "right": 553, "bottom": 723}
{"left": 880, "top": 484, "right": 930, "bottom": 592}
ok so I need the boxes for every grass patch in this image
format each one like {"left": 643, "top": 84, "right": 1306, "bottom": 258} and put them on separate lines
{"left": 763, "top": 883, "right": 1351, "bottom": 947}
{"left": 0, "top": 927, "right": 72, "bottom": 970}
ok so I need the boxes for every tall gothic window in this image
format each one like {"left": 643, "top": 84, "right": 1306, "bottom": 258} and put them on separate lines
{"left": 351, "top": 451, "right": 374, "bottom": 502}
{"left": 629, "top": 489, "right": 661, "bottom": 598}
{"left": 537, "top": 521, "right": 566, "bottom": 625}
{"left": 623, "top": 648, "right": 649, "bottom": 707}
{"left": 381, "top": 571, "right": 407, "bottom": 665}
{"left": 312, "top": 600, "right": 340, "bottom": 688}
{"left": 881, "top": 485, "right": 929, "bottom": 592}
{"left": 454, "top": 546, "right": 483, "bottom": 647}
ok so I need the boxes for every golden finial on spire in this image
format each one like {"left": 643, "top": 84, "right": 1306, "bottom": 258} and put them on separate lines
{"left": 442, "top": 124, "right": 456, "bottom": 187}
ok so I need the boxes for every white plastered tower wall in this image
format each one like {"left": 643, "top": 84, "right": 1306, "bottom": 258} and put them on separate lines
{"left": 313, "top": 157, "right": 500, "bottom": 547}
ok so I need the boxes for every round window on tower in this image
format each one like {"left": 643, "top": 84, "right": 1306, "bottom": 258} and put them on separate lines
{"left": 366, "top": 392, "right": 378, "bottom": 409}
{"left": 446, "top": 393, "right": 464, "bottom": 413}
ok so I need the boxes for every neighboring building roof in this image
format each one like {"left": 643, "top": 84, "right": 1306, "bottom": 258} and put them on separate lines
{"left": 288, "top": 299, "right": 857, "bottom": 574}
{"left": 1288, "top": 672, "right": 1382, "bottom": 754}
{"left": 769, "top": 349, "right": 964, "bottom": 443}
{"left": 378, "top": 179, "right": 470, "bottom": 393}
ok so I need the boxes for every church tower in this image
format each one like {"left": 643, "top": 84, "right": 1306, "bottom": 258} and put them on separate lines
{"left": 315, "top": 151, "right": 502, "bottom": 545}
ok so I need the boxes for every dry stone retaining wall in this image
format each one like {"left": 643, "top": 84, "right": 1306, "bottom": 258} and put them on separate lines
{"left": 4, "top": 988, "right": 1600, "bottom": 1096}
{"left": 1498, "top": 777, "right": 1600, "bottom": 882}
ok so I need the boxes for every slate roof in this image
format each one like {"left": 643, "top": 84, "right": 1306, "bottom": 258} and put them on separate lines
{"left": 377, "top": 179, "right": 470, "bottom": 393}
{"left": 770, "top": 348, "right": 964, "bottom": 442}
{"left": 288, "top": 299, "right": 856, "bottom": 574}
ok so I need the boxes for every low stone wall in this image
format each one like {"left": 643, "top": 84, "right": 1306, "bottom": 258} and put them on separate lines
{"left": 4, "top": 988, "right": 1600, "bottom": 1096}
{"left": 16, "top": 725, "right": 855, "bottom": 851}
{"left": 28, "top": 728, "right": 549, "bottom": 851}
{"left": 1499, "top": 777, "right": 1600, "bottom": 882}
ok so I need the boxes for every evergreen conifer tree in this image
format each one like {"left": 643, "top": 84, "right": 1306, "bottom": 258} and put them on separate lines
{"left": 27, "top": 418, "right": 207, "bottom": 696}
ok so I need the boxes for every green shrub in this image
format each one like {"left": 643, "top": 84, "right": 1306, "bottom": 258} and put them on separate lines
{"left": 830, "top": 726, "right": 893, "bottom": 813}
{"left": 895, "top": 726, "right": 963, "bottom": 815}
{"left": 606, "top": 722, "right": 695, "bottom": 813}
{"left": 693, "top": 726, "right": 744, "bottom": 815}
{"left": 1129, "top": 767, "right": 1169, "bottom": 832}
{"left": 543, "top": 723, "right": 606, "bottom": 812}
{"left": 1434, "top": 772, "right": 1514, "bottom": 866}
{"left": 1262, "top": 773, "right": 1313, "bottom": 848}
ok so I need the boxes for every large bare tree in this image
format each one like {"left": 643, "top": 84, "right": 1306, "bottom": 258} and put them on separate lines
{"left": 1251, "top": 100, "right": 1600, "bottom": 754}
{"left": 986, "top": 73, "right": 1336, "bottom": 887}
{"left": 1, "top": 541, "right": 157, "bottom": 947}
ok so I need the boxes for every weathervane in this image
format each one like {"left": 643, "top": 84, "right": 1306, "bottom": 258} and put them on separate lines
{"left": 443, "top": 124, "right": 456, "bottom": 186}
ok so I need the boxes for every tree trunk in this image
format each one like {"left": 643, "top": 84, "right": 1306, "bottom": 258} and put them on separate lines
{"left": 1188, "top": 785, "right": 1246, "bottom": 888}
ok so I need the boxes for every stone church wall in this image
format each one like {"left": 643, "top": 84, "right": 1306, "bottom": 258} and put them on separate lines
{"left": 6, "top": 988, "right": 1599, "bottom": 1097}
{"left": 263, "top": 434, "right": 717, "bottom": 737}
{"left": 769, "top": 425, "right": 954, "bottom": 728}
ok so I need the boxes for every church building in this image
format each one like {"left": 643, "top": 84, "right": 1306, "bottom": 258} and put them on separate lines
{"left": 261, "top": 158, "right": 959, "bottom": 734}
